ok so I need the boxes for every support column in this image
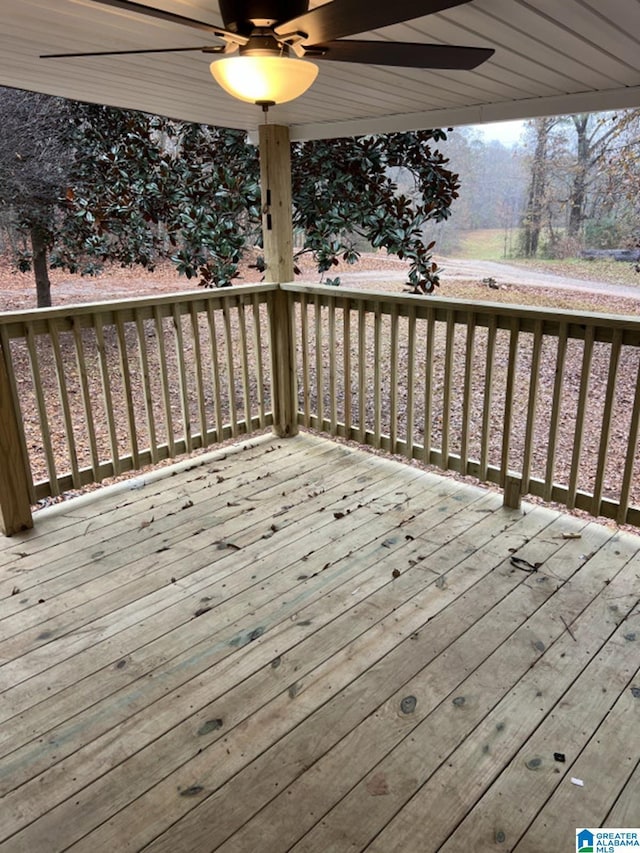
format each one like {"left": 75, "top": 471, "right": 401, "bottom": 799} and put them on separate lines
{"left": 259, "top": 123, "right": 298, "bottom": 438}
{"left": 0, "top": 338, "right": 33, "bottom": 535}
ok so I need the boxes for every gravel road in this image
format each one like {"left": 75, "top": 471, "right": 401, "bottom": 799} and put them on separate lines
{"left": 339, "top": 257, "right": 640, "bottom": 302}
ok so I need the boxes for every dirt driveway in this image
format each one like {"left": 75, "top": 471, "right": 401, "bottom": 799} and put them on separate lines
{"left": 339, "top": 256, "right": 640, "bottom": 302}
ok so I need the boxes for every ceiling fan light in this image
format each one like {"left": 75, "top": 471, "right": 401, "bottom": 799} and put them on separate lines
{"left": 210, "top": 54, "right": 318, "bottom": 104}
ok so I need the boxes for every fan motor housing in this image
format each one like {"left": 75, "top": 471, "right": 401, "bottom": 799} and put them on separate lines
{"left": 219, "top": 0, "right": 309, "bottom": 32}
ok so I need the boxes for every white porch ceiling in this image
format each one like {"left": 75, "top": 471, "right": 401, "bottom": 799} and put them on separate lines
{"left": 1, "top": 0, "right": 640, "bottom": 140}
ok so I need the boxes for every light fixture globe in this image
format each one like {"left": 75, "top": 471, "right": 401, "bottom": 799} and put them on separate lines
{"left": 210, "top": 39, "right": 318, "bottom": 105}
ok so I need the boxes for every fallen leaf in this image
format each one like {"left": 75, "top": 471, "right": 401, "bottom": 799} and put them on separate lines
{"left": 179, "top": 786, "right": 204, "bottom": 797}
{"left": 366, "top": 773, "right": 389, "bottom": 796}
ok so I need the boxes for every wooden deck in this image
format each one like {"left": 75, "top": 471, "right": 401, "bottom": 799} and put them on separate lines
{"left": 1, "top": 432, "right": 639, "bottom": 852}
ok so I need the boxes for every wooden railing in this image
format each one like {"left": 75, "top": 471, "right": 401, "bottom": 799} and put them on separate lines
{"left": 284, "top": 283, "right": 640, "bottom": 528}
{"left": 2, "top": 280, "right": 640, "bottom": 534}
{"left": 0, "top": 284, "right": 277, "bottom": 532}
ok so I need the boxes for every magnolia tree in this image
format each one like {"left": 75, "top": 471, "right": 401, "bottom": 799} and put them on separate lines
{"left": 0, "top": 89, "right": 461, "bottom": 305}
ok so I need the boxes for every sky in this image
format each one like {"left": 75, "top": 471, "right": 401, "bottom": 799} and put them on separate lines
{"left": 469, "top": 119, "right": 526, "bottom": 147}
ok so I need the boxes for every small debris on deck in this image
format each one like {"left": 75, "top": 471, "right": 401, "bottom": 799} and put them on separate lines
{"left": 198, "top": 719, "right": 224, "bottom": 736}
{"left": 366, "top": 773, "right": 390, "bottom": 796}
{"left": 179, "top": 785, "right": 205, "bottom": 797}
{"left": 400, "top": 695, "right": 417, "bottom": 714}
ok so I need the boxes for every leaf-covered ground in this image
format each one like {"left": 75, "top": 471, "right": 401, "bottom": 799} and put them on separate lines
{"left": 2, "top": 249, "right": 639, "bottom": 315}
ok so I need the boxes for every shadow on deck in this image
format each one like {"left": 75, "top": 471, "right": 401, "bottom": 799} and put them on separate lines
{"left": 1, "top": 432, "right": 639, "bottom": 852}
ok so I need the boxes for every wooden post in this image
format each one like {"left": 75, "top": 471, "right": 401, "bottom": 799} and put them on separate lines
{"left": 259, "top": 123, "right": 298, "bottom": 438}
{"left": 503, "top": 472, "right": 522, "bottom": 511}
{"left": 0, "top": 338, "right": 33, "bottom": 535}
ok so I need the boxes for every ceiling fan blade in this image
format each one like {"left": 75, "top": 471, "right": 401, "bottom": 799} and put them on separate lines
{"left": 40, "top": 46, "right": 225, "bottom": 58}
{"left": 309, "top": 39, "right": 494, "bottom": 69}
{"left": 275, "top": 0, "right": 471, "bottom": 45}
{"left": 86, "top": 0, "right": 245, "bottom": 42}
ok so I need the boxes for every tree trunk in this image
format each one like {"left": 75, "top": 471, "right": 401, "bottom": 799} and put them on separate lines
{"left": 30, "top": 225, "right": 52, "bottom": 308}
{"left": 567, "top": 115, "right": 589, "bottom": 238}
{"left": 521, "top": 118, "right": 553, "bottom": 257}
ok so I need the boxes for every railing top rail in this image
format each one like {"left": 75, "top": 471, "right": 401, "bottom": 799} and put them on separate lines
{"left": 3, "top": 278, "right": 640, "bottom": 341}
{"left": 0, "top": 282, "right": 278, "bottom": 337}
{"left": 282, "top": 281, "right": 640, "bottom": 340}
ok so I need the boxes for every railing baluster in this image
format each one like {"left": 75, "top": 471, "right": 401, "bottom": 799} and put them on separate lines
{"left": 544, "top": 322, "right": 568, "bottom": 501}
{"left": 48, "top": 320, "right": 81, "bottom": 489}
{"left": 189, "top": 303, "right": 208, "bottom": 447}
{"left": 251, "top": 293, "right": 267, "bottom": 429}
{"left": 389, "top": 303, "right": 399, "bottom": 452}
{"left": 422, "top": 306, "right": 435, "bottom": 465}
{"left": 500, "top": 317, "right": 520, "bottom": 486}
{"left": 153, "top": 305, "right": 175, "bottom": 458}
{"left": 592, "top": 328, "right": 623, "bottom": 516}
{"left": 373, "top": 303, "right": 382, "bottom": 448}
{"left": 25, "top": 323, "right": 58, "bottom": 493}
{"left": 134, "top": 311, "right": 158, "bottom": 463}
{"left": 441, "top": 311, "right": 455, "bottom": 469}
{"left": 71, "top": 319, "right": 100, "bottom": 480}
{"left": 222, "top": 297, "right": 238, "bottom": 436}
{"left": 172, "top": 303, "right": 193, "bottom": 451}
{"left": 460, "top": 312, "right": 476, "bottom": 475}
{"left": 343, "top": 302, "right": 352, "bottom": 435}
{"left": 299, "top": 293, "right": 310, "bottom": 428}
{"left": 315, "top": 295, "right": 324, "bottom": 428}
{"left": 328, "top": 297, "right": 337, "bottom": 433}
{"left": 358, "top": 302, "right": 366, "bottom": 444}
{"left": 521, "top": 319, "right": 543, "bottom": 495}
{"left": 236, "top": 298, "right": 252, "bottom": 432}
{"left": 567, "top": 325, "right": 594, "bottom": 509}
{"left": 115, "top": 314, "right": 140, "bottom": 470}
{"left": 94, "top": 313, "right": 120, "bottom": 477}
{"left": 406, "top": 306, "right": 416, "bottom": 460}
{"left": 206, "top": 301, "right": 224, "bottom": 442}
{"left": 480, "top": 315, "right": 497, "bottom": 482}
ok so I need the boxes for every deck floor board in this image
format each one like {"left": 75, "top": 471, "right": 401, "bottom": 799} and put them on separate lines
{"left": 0, "top": 433, "right": 638, "bottom": 852}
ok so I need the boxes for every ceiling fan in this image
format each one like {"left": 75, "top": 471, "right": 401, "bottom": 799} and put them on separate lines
{"left": 41, "top": 0, "right": 494, "bottom": 104}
